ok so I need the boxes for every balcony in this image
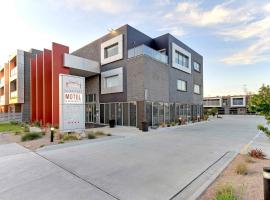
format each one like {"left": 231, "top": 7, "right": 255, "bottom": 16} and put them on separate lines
{"left": 10, "top": 66, "right": 17, "bottom": 80}
{"left": 128, "top": 45, "right": 168, "bottom": 64}
{"left": 203, "top": 99, "right": 222, "bottom": 107}
{"left": 10, "top": 91, "right": 17, "bottom": 99}
{"left": 0, "top": 77, "right": 4, "bottom": 88}
{"left": 0, "top": 95, "right": 4, "bottom": 105}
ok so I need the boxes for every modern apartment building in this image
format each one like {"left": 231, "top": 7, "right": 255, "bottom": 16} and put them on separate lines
{"left": 72, "top": 24, "right": 203, "bottom": 128}
{"left": 0, "top": 24, "right": 204, "bottom": 129}
{"left": 203, "top": 95, "right": 253, "bottom": 115}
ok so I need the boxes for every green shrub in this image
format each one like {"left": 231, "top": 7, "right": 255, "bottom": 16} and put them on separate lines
{"left": 107, "top": 133, "right": 112, "bottom": 136}
{"left": 235, "top": 162, "right": 248, "bottom": 175}
{"left": 62, "top": 133, "right": 78, "bottom": 141}
{"left": 54, "top": 124, "right": 59, "bottom": 129}
{"left": 170, "top": 121, "right": 176, "bottom": 126}
{"left": 21, "top": 132, "right": 42, "bottom": 141}
{"left": 87, "top": 133, "right": 96, "bottom": 139}
{"left": 95, "top": 130, "right": 105, "bottom": 136}
{"left": 10, "top": 121, "right": 19, "bottom": 125}
{"left": 33, "top": 120, "right": 41, "bottom": 127}
{"left": 215, "top": 184, "right": 237, "bottom": 200}
{"left": 24, "top": 125, "right": 30, "bottom": 133}
{"left": 58, "top": 140, "right": 64, "bottom": 144}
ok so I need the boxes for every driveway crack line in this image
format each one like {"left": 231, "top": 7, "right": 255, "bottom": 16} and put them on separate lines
{"left": 34, "top": 151, "right": 121, "bottom": 200}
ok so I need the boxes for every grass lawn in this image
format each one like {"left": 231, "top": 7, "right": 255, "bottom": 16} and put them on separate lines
{"left": 0, "top": 123, "right": 24, "bottom": 133}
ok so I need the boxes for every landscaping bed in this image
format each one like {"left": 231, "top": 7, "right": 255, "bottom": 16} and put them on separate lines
{"left": 0, "top": 122, "right": 111, "bottom": 150}
{"left": 199, "top": 153, "right": 270, "bottom": 200}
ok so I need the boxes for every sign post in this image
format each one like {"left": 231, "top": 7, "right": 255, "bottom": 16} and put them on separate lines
{"left": 59, "top": 74, "right": 85, "bottom": 132}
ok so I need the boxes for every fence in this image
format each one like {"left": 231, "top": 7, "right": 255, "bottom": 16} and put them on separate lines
{"left": 0, "top": 112, "right": 22, "bottom": 123}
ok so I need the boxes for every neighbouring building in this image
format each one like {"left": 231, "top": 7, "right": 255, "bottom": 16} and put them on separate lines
{"left": 0, "top": 24, "right": 204, "bottom": 129}
{"left": 0, "top": 49, "right": 41, "bottom": 122}
{"left": 203, "top": 95, "right": 253, "bottom": 115}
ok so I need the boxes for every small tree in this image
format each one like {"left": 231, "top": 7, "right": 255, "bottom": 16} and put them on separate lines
{"left": 248, "top": 85, "right": 270, "bottom": 138}
{"left": 211, "top": 107, "right": 218, "bottom": 117}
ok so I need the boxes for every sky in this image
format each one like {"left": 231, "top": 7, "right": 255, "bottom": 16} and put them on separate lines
{"left": 0, "top": 0, "right": 269, "bottom": 97}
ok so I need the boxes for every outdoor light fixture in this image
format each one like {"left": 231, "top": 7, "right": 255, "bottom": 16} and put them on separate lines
{"left": 108, "top": 28, "right": 116, "bottom": 34}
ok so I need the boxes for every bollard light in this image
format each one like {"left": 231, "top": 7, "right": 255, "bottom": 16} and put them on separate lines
{"left": 263, "top": 167, "right": 270, "bottom": 200}
{"left": 50, "top": 127, "right": 55, "bottom": 142}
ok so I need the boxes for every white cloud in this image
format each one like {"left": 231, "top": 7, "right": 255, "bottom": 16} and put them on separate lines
{"left": 165, "top": 1, "right": 252, "bottom": 27}
{"left": 164, "top": 1, "right": 270, "bottom": 65}
{"left": 159, "top": 26, "right": 185, "bottom": 36}
{"left": 222, "top": 37, "right": 270, "bottom": 65}
{"left": 51, "top": 0, "right": 134, "bottom": 14}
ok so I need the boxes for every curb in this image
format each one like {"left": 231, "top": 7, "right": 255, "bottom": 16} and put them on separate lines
{"left": 171, "top": 151, "right": 237, "bottom": 200}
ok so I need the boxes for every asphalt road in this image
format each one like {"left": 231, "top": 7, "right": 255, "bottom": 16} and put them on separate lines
{"left": 0, "top": 115, "right": 265, "bottom": 200}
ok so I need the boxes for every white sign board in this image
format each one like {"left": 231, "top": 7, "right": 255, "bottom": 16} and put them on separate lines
{"left": 59, "top": 74, "right": 85, "bottom": 132}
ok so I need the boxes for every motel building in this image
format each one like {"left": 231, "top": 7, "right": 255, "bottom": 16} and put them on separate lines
{"left": 0, "top": 25, "right": 204, "bottom": 131}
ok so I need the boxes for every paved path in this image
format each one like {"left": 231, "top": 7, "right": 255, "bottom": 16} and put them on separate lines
{"left": 0, "top": 115, "right": 267, "bottom": 200}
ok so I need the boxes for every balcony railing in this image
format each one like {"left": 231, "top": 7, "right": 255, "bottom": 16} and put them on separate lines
{"left": 0, "top": 95, "right": 4, "bottom": 104}
{"left": 203, "top": 100, "right": 221, "bottom": 107}
{"left": 10, "top": 91, "right": 17, "bottom": 99}
{"left": 10, "top": 66, "right": 17, "bottom": 78}
{"left": 0, "top": 78, "right": 4, "bottom": 87}
{"left": 128, "top": 45, "right": 168, "bottom": 64}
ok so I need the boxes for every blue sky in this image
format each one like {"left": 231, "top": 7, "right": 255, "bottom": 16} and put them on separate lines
{"left": 0, "top": 0, "right": 269, "bottom": 96}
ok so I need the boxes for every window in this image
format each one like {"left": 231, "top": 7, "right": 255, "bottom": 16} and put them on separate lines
{"left": 175, "top": 50, "right": 189, "bottom": 68}
{"left": 105, "top": 75, "right": 119, "bottom": 88}
{"left": 177, "top": 80, "right": 187, "bottom": 91}
{"left": 194, "top": 84, "right": 200, "bottom": 94}
{"left": 194, "top": 61, "right": 200, "bottom": 72}
{"left": 104, "top": 43, "right": 119, "bottom": 58}
{"left": 232, "top": 98, "right": 244, "bottom": 105}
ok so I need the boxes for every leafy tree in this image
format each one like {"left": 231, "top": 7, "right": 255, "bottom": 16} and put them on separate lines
{"left": 248, "top": 85, "right": 270, "bottom": 138}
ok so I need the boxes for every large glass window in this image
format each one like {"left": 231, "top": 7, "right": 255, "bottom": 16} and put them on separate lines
{"left": 193, "top": 61, "right": 200, "bottom": 72}
{"left": 175, "top": 50, "right": 189, "bottom": 68}
{"left": 177, "top": 80, "right": 187, "bottom": 91}
{"left": 100, "top": 104, "right": 104, "bottom": 123}
{"left": 129, "top": 102, "right": 137, "bottom": 127}
{"left": 158, "top": 103, "right": 164, "bottom": 124}
{"left": 153, "top": 102, "right": 159, "bottom": 126}
{"left": 232, "top": 98, "right": 244, "bottom": 106}
{"left": 164, "top": 103, "right": 170, "bottom": 123}
{"left": 117, "top": 103, "right": 123, "bottom": 126}
{"left": 105, "top": 75, "right": 119, "bottom": 88}
{"left": 104, "top": 43, "right": 118, "bottom": 58}
{"left": 194, "top": 84, "right": 200, "bottom": 94}
{"left": 146, "top": 102, "right": 153, "bottom": 127}
{"left": 111, "top": 103, "right": 116, "bottom": 120}
{"left": 170, "top": 103, "right": 175, "bottom": 122}
{"left": 123, "top": 103, "right": 129, "bottom": 126}
{"left": 105, "top": 104, "right": 110, "bottom": 124}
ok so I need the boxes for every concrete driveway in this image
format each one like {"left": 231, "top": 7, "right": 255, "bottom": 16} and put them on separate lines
{"left": 0, "top": 115, "right": 266, "bottom": 200}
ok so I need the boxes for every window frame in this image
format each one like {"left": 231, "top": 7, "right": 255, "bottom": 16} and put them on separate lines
{"left": 193, "top": 61, "right": 201, "bottom": 72}
{"left": 194, "top": 84, "right": 200, "bottom": 94}
{"left": 177, "top": 80, "right": 187, "bottom": 92}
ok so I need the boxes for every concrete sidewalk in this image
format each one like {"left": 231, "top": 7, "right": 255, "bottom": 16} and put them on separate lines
{"left": 0, "top": 115, "right": 266, "bottom": 200}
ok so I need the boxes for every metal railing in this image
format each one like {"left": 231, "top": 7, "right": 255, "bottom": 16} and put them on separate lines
{"left": 10, "top": 66, "right": 17, "bottom": 78}
{"left": 128, "top": 45, "right": 168, "bottom": 64}
{"left": 0, "top": 95, "right": 4, "bottom": 104}
{"left": 0, "top": 112, "right": 22, "bottom": 123}
{"left": 10, "top": 91, "right": 17, "bottom": 99}
{"left": 0, "top": 78, "right": 4, "bottom": 87}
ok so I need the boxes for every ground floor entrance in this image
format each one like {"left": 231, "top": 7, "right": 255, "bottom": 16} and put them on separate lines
{"left": 86, "top": 101, "right": 203, "bottom": 129}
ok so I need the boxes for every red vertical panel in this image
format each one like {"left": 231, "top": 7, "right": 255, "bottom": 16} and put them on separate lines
{"left": 36, "top": 53, "right": 44, "bottom": 124}
{"left": 30, "top": 57, "right": 37, "bottom": 122}
{"left": 43, "top": 49, "right": 52, "bottom": 125}
{"left": 51, "top": 43, "right": 70, "bottom": 126}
